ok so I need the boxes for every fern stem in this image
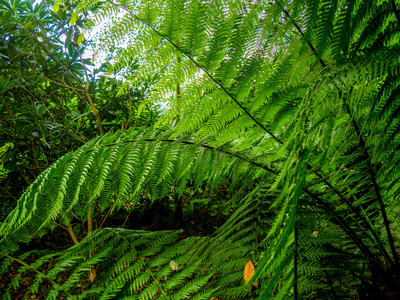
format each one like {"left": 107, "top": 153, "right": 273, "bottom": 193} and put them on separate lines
{"left": 0, "top": 252, "right": 77, "bottom": 299}
{"left": 98, "top": 205, "right": 113, "bottom": 229}
{"left": 89, "top": 138, "right": 278, "bottom": 175}
{"left": 346, "top": 105, "right": 399, "bottom": 269}
{"left": 282, "top": 3, "right": 396, "bottom": 266}
{"left": 113, "top": 1, "right": 394, "bottom": 265}
{"left": 324, "top": 270, "right": 338, "bottom": 300}
{"left": 106, "top": 0, "right": 281, "bottom": 144}
{"left": 88, "top": 205, "right": 93, "bottom": 235}
{"left": 107, "top": 2, "right": 377, "bottom": 254}
{"left": 303, "top": 189, "right": 375, "bottom": 260}
{"left": 280, "top": 7, "right": 326, "bottom": 69}
{"left": 65, "top": 216, "right": 79, "bottom": 245}
{"left": 104, "top": 228, "right": 168, "bottom": 297}
{"left": 312, "top": 168, "right": 393, "bottom": 265}
{"left": 85, "top": 137, "right": 376, "bottom": 261}
{"left": 255, "top": 185, "right": 261, "bottom": 258}
{"left": 390, "top": 0, "right": 400, "bottom": 28}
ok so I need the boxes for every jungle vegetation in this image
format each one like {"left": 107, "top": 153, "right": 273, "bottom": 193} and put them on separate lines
{"left": 1, "top": 0, "right": 400, "bottom": 299}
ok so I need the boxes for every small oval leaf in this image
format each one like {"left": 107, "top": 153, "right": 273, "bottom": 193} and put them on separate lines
{"left": 169, "top": 260, "right": 178, "bottom": 271}
{"left": 243, "top": 259, "right": 255, "bottom": 283}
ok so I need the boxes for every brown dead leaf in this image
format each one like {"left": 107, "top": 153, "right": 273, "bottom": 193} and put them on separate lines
{"left": 244, "top": 259, "right": 259, "bottom": 288}
{"left": 89, "top": 269, "right": 97, "bottom": 283}
{"left": 244, "top": 259, "right": 255, "bottom": 283}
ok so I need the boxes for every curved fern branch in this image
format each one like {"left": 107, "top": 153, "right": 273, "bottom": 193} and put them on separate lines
{"left": 346, "top": 104, "right": 399, "bottom": 269}
{"left": 90, "top": 137, "right": 278, "bottom": 175}
{"left": 79, "top": 136, "right": 377, "bottom": 261}
{"left": 5, "top": 1, "right": 400, "bottom": 298}
{"left": 104, "top": 0, "right": 281, "bottom": 144}
{"left": 282, "top": 1, "right": 398, "bottom": 267}
{"left": 104, "top": 228, "right": 168, "bottom": 297}
{"left": 96, "top": 2, "right": 391, "bottom": 264}
{"left": 390, "top": 0, "right": 400, "bottom": 27}
{"left": 87, "top": 137, "right": 381, "bottom": 261}
{"left": 0, "top": 252, "right": 77, "bottom": 299}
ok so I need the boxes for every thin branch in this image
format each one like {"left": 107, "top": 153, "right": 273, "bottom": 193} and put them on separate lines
{"left": 34, "top": 31, "right": 103, "bottom": 135}
{"left": 121, "top": 210, "right": 132, "bottom": 228}
{"left": 124, "top": 90, "right": 133, "bottom": 131}
{"left": 1, "top": 95, "right": 16, "bottom": 130}
{"left": 26, "top": 136, "right": 41, "bottom": 172}
{"left": 0, "top": 185, "right": 18, "bottom": 202}
{"left": 38, "top": 40, "right": 82, "bottom": 84}
{"left": 87, "top": 206, "right": 94, "bottom": 235}
{"left": 98, "top": 206, "right": 113, "bottom": 229}
{"left": 18, "top": 84, "right": 38, "bottom": 102}
{"left": 73, "top": 38, "right": 104, "bottom": 135}
{"left": 69, "top": 127, "right": 89, "bottom": 142}
{"left": 65, "top": 217, "right": 79, "bottom": 245}
{"left": 41, "top": 74, "right": 86, "bottom": 92}
{"left": 16, "top": 165, "right": 31, "bottom": 185}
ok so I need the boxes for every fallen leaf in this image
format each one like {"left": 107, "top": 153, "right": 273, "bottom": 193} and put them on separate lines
{"left": 244, "top": 259, "right": 255, "bottom": 283}
{"left": 312, "top": 231, "right": 319, "bottom": 238}
{"left": 169, "top": 260, "right": 179, "bottom": 271}
{"left": 244, "top": 259, "right": 259, "bottom": 288}
{"left": 89, "top": 269, "right": 97, "bottom": 282}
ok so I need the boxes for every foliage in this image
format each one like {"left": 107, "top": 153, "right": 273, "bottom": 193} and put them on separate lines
{"left": 1, "top": 0, "right": 400, "bottom": 299}
{"left": 0, "top": 0, "right": 157, "bottom": 218}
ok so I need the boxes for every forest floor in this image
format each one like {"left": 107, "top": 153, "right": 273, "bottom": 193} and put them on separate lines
{"left": 0, "top": 197, "right": 228, "bottom": 299}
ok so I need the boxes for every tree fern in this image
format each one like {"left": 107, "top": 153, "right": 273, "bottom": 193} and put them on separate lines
{"left": 2, "top": 0, "right": 400, "bottom": 298}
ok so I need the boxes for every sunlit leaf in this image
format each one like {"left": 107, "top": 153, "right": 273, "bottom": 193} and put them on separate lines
{"left": 169, "top": 260, "right": 179, "bottom": 271}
